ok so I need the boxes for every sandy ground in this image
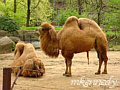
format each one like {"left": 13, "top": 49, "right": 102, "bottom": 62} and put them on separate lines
{"left": 0, "top": 50, "right": 120, "bottom": 90}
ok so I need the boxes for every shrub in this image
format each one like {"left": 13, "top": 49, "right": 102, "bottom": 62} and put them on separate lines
{"left": 0, "top": 16, "right": 19, "bottom": 32}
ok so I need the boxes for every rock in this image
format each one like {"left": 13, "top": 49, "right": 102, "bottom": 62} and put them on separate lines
{"left": 0, "top": 30, "right": 8, "bottom": 37}
{"left": 17, "top": 30, "right": 39, "bottom": 41}
{"left": 9, "top": 36, "right": 20, "bottom": 43}
{"left": 31, "top": 41, "right": 40, "bottom": 49}
{"left": 0, "top": 36, "right": 15, "bottom": 54}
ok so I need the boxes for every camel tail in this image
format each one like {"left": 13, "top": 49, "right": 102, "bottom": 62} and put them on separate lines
{"left": 87, "top": 51, "right": 89, "bottom": 65}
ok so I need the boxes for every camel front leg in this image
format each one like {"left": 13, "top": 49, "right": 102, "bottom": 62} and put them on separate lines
{"left": 62, "top": 51, "right": 73, "bottom": 77}
{"left": 63, "top": 59, "right": 68, "bottom": 76}
{"left": 63, "top": 59, "right": 72, "bottom": 77}
{"left": 66, "top": 59, "right": 72, "bottom": 77}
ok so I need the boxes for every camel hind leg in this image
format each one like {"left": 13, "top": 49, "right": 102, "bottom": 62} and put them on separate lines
{"left": 95, "top": 40, "right": 108, "bottom": 74}
{"left": 95, "top": 51, "right": 103, "bottom": 74}
{"left": 101, "top": 50, "right": 108, "bottom": 74}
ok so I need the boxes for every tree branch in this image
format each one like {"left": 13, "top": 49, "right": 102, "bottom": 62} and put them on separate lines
{"left": 31, "top": 0, "right": 41, "bottom": 12}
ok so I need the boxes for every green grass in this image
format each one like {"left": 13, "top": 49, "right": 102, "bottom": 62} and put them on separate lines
{"left": 20, "top": 26, "right": 40, "bottom": 30}
{"left": 20, "top": 26, "right": 62, "bottom": 31}
{"left": 55, "top": 27, "right": 62, "bottom": 31}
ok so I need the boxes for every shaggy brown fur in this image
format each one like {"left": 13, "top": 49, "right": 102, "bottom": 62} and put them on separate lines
{"left": 40, "top": 22, "right": 59, "bottom": 57}
{"left": 22, "top": 57, "right": 45, "bottom": 77}
{"left": 11, "top": 41, "right": 45, "bottom": 77}
{"left": 39, "top": 16, "right": 108, "bottom": 77}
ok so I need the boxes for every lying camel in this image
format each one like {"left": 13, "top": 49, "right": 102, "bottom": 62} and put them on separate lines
{"left": 11, "top": 41, "right": 45, "bottom": 77}
{"left": 22, "top": 57, "right": 45, "bottom": 77}
{"left": 39, "top": 16, "right": 108, "bottom": 77}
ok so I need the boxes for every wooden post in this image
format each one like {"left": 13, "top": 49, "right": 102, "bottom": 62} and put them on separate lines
{"left": 2, "top": 68, "right": 12, "bottom": 90}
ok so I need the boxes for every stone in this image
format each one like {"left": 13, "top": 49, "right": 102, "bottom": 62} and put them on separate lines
{"left": 0, "top": 36, "right": 15, "bottom": 54}
{"left": 9, "top": 36, "right": 20, "bottom": 43}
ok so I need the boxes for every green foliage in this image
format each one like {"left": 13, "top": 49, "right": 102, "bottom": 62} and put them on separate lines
{"left": 0, "top": 0, "right": 27, "bottom": 25}
{"left": 0, "top": 0, "right": 14, "bottom": 16}
{"left": 103, "top": 12, "right": 120, "bottom": 31}
{"left": 0, "top": 0, "right": 119, "bottom": 33}
{"left": 109, "top": 0, "right": 120, "bottom": 5}
{"left": 55, "top": 9, "right": 80, "bottom": 25}
{"left": 0, "top": 16, "right": 19, "bottom": 32}
{"left": 102, "top": 0, "right": 120, "bottom": 32}
{"left": 0, "top": 0, "right": 53, "bottom": 26}
{"left": 106, "top": 31, "right": 120, "bottom": 37}
{"left": 31, "top": 0, "right": 53, "bottom": 23}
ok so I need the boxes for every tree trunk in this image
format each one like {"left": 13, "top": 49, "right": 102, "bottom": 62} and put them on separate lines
{"left": 97, "top": 0, "right": 103, "bottom": 26}
{"left": 14, "top": 0, "right": 16, "bottom": 13}
{"left": 97, "top": 11, "right": 100, "bottom": 26}
{"left": 77, "top": 0, "right": 82, "bottom": 15}
{"left": 26, "top": 0, "right": 31, "bottom": 27}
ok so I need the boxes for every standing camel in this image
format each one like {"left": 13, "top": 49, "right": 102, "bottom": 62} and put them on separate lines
{"left": 39, "top": 16, "right": 108, "bottom": 77}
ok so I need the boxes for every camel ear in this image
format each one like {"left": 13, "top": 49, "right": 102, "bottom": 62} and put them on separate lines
{"left": 38, "top": 27, "right": 42, "bottom": 35}
{"left": 49, "top": 28, "right": 57, "bottom": 40}
{"left": 14, "top": 48, "right": 17, "bottom": 56}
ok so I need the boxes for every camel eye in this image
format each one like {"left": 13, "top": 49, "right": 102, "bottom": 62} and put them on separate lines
{"left": 42, "top": 28, "right": 44, "bottom": 31}
{"left": 42, "top": 28, "right": 51, "bottom": 31}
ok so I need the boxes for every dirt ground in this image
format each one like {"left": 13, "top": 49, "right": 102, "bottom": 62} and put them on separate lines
{"left": 0, "top": 50, "right": 120, "bottom": 90}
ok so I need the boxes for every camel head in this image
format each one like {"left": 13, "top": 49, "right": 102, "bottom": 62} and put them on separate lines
{"left": 39, "top": 22, "right": 57, "bottom": 40}
{"left": 39, "top": 23, "right": 59, "bottom": 58}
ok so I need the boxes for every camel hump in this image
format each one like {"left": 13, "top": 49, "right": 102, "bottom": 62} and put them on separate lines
{"left": 78, "top": 18, "right": 102, "bottom": 31}
{"left": 15, "top": 42, "right": 25, "bottom": 55}
{"left": 64, "top": 16, "right": 79, "bottom": 26}
{"left": 16, "top": 41, "right": 25, "bottom": 49}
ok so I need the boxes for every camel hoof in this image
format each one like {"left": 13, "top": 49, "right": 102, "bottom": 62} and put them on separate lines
{"left": 63, "top": 73, "right": 66, "bottom": 76}
{"left": 95, "top": 72, "right": 100, "bottom": 75}
{"left": 63, "top": 73, "right": 71, "bottom": 77}
{"left": 102, "top": 71, "right": 107, "bottom": 74}
{"left": 66, "top": 74, "right": 72, "bottom": 77}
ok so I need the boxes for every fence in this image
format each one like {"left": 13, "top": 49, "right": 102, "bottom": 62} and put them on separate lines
{"left": 14, "top": 30, "right": 120, "bottom": 47}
